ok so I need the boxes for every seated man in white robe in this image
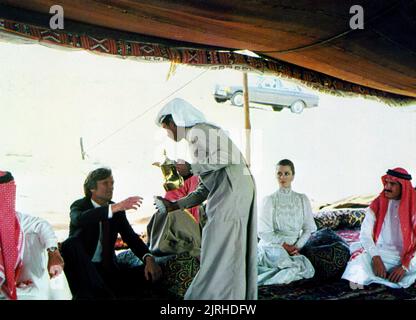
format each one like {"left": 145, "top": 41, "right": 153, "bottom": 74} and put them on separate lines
{"left": 342, "top": 168, "right": 416, "bottom": 289}
{"left": 0, "top": 171, "right": 71, "bottom": 300}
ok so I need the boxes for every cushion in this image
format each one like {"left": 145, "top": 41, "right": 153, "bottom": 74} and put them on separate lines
{"left": 314, "top": 209, "right": 367, "bottom": 230}
{"left": 163, "top": 252, "right": 200, "bottom": 298}
{"left": 116, "top": 250, "right": 199, "bottom": 299}
{"left": 335, "top": 229, "right": 360, "bottom": 245}
{"left": 337, "top": 209, "right": 366, "bottom": 229}
{"left": 300, "top": 228, "right": 350, "bottom": 281}
{"left": 313, "top": 211, "right": 342, "bottom": 230}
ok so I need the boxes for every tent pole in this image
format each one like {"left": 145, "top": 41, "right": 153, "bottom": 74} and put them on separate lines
{"left": 243, "top": 72, "right": 251, "bottom": 167}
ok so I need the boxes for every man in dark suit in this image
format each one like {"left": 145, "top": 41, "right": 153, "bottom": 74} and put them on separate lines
{"left": 61, "top": 167, "right": 162, "bottom": 299}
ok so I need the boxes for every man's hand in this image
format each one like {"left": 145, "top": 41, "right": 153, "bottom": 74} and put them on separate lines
{"left": 47, "top": 250, "right": 64, "bottom": 279}
{"left": 282, "top": 243, "right": 299, "bottom": 256}
{"left": 155, "top": 196, "right": 179, "bottom": 213}
{"left": 388, "top": 265, "right": 406, "bottom": 283}
{"left": 372, "top": 256, "right": 387, "bottom": 278}
{"left": 112, "top": 196, "right": 143, "bottom": 213}
{"left": 175, "top": 160, "right": 192, "bottom": 177}
{"left": 144, "top": 256, "right": 162, "bottom": 282}
{"left": 17, "top": 279, "right": 33, "bottom": 288}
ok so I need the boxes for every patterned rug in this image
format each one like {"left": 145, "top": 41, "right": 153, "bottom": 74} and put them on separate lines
{"left": 259, "top": 279, "right": 416, "bottom": 300}
{"left": 259, "top": 227, "right": 416, "bottom": 300}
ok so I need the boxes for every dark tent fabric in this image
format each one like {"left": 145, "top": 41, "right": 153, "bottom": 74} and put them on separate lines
{"left": 0, "top": 0, "right": 415, "bottom": 103}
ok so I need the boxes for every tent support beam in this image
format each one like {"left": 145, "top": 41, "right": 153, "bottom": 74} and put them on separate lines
{"left": 243, "top": 72, "right": 251, "bottom": 167}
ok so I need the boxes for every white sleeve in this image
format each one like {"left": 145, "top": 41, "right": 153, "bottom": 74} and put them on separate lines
{"left": 108, "top": 205, "right": 113, "bottom": 219}
{"left": 258, "top": 195, "right": 286, "bottom": 245}
{"left": 359, "top": 208, "right": 379, "bottom": 257}
{"left": 295, "top": 194, "right": 317, "bottom": 249}
{"left": 18, "top": 212, "right": 58, "bottom": 250}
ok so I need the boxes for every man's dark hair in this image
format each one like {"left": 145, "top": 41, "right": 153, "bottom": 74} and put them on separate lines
{"left": 277, "top": 159, "right": 295, "bottom": 175}
{"left": 161, "top": 114, "right": 175, "bottom": 126}
{"left": 84, "top": 167, "right": 112, "bottom": 198}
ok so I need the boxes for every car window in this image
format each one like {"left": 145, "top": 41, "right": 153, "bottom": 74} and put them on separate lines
{"left": 281, "top": 81, "right": 300, "bottom": 91}
{"left": 260, "top": 78, "right": 277, "bottom": 89}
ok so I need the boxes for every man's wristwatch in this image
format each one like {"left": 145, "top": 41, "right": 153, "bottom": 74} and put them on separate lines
{"left": 47, "top": 246, "right": 58, "bottom": 253}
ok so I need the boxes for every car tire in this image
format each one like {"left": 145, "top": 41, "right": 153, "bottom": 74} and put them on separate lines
{"left": 290, "top": 100, "right": 305, "bottom": 114}
{"left": 231, "top": 92, "right": 244, "bottom": 107}
{"left": 272, "top": 105, "right": 284, "bottom": 112}
{"left": 215, "top": 97, "right": 227, "bottom": 103}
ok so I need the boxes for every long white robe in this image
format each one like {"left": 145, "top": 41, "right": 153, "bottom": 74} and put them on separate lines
{"left": 14, "top": 212, "right": 72, "bottom": 300}
{"left": 177, "top": 123, "right": 257, "bottom": 300}
{"left": 257, "top": 188, "right": 317, "bottom": 285}
{"left": 342, "top": 201, "right": 416, "bottom": 288}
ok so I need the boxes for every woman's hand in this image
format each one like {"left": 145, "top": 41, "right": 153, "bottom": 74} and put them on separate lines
{"left": 283, "top": 243, "right": 299, "bottom": 256}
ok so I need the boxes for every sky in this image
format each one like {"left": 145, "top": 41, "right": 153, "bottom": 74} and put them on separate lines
{"left": 1, "top": 41, "right": 415, "bottom": 236}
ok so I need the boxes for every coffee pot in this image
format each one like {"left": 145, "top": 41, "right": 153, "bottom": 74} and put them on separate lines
{"left": 153, "top": 150, "right": 184, "bottom": 191}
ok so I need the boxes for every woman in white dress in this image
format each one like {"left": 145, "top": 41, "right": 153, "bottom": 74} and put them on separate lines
{"left": 258, "top": 159, "right": 317, "bottom": 285}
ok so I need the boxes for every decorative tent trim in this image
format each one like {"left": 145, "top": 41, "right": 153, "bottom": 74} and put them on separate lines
{"left": 0, "top": 17, "right": 414, "bottom": 106}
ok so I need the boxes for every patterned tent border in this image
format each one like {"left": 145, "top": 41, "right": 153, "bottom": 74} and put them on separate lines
{"left": 0, "top": 18, "right": 414, "bottom": 106}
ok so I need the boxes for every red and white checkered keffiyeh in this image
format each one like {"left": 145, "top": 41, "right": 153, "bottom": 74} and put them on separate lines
{"left": 0, "top": 171, "right": 24, "bottom": 300}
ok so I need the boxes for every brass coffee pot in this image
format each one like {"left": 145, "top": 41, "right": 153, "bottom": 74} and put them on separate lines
{"left": 153, "top": 150, "right": 184, "bottom": 191}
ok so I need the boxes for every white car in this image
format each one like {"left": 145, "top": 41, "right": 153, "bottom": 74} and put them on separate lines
{"left": 213, "top": 75, "right": 319, "bottom": 113}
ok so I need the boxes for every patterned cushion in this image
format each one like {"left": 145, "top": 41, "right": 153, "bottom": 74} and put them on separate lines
{"left": 314, "top": 209, "right": 367, "bottom": 230}
{"left": 116, "top": 250, "right": 199, "bottom": 299}
{"left": 337, "top": 209, "right": 366, "bottom": 229}
{"left": 300, "top": 228, "right": 350, "bottom": 281}
{"left": 313, "top": 211, "right": 342, "bottom": 230}
{"left": 163, "top": 252, "right": 200, "bottom": 298}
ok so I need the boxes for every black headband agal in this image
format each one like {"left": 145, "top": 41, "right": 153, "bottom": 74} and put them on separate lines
{"left": 387, "top": 169, "right": 412, "bottom": 181}
{"left": 0, "top": 172, "right": 14, "bottom": 184}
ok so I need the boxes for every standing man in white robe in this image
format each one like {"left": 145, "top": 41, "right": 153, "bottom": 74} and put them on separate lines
{"left": 342, "top": 168, "right": 416, "bottom": 289}
{"left": 0, "top": 170, "right": 71, "bottom": 300}
{"left": 155, "top": 98, "right": 257, "bottom": 300}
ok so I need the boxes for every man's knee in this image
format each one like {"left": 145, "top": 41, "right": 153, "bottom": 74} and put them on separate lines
{"left": 61, "top": 237, "right": 84, "bottom": 257}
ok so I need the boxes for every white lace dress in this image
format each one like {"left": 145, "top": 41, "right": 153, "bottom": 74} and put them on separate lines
{"left": 257, "top": 188, "right": 317, "bottom": 285}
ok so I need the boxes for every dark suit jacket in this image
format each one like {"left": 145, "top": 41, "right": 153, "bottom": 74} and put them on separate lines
{"left": 68, "top": 197, "right": 150, "bottom": 265}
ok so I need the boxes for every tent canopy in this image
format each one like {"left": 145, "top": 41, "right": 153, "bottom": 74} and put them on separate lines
{"left": 0, "top": 0, "right": 415, "bottom": 103}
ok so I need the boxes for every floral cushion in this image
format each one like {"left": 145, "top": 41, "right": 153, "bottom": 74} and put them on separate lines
{"left": 163, "top": 252, "right": 200, "bottom": 298}
{"left": 313, "top": 211, "right": 342, "bottom": 230}
{"left": 337, "top": 209, "right": 366, "bottom": 229}
{"left": 314, "top": 209, "right": 367, "bottom": 230}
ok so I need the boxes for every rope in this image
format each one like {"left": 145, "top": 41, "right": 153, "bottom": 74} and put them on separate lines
{"left": 89, "top": 68, "right": 208, "bottom": 151}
